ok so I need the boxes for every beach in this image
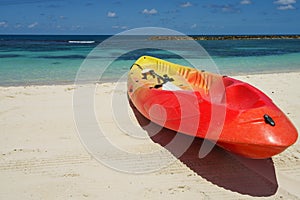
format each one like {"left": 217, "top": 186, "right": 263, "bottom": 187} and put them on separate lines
{"left": 0, "top": 72, "right": 299, "bottom": 199}
{"left": 1, "top": 0, "right": 300, "bottom": 197}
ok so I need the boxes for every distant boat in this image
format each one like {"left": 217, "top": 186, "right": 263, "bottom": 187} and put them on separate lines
{"left": 68, "top": 40, "right": 95, "bottom": 44}
{"left": 128, "top": 56, "right": 298, "bottom": 159}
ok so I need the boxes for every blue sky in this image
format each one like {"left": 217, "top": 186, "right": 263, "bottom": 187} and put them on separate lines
{"left": 0, "top": 0, "right": 299, "bottom": 35}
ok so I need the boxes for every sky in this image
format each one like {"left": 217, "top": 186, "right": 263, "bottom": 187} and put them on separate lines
{"left": 0, "top": 0, "right": 299, "bottom": 35}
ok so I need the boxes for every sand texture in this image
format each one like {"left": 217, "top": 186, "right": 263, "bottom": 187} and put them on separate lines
{"left": 0, "top": 72, "right": 299, "bottom": 199}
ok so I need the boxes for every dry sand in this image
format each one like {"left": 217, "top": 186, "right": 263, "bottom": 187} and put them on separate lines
{"left": 0, "top": 72, "right": 299, "bottom": 199}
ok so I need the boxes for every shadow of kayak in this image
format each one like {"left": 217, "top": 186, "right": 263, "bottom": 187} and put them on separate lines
{"left": 129, "top": 99, "right": 278, "bottom": 197}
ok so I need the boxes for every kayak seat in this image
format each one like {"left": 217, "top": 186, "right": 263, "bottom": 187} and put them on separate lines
{"left": 226, "top": 84, "right": 265, "bottom": 109}
{"left": 222, "top": 77, "right": 235, "bottom": 87}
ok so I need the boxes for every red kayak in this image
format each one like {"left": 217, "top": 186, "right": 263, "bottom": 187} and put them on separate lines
{"left": 127, "top": 56, "right": 298, "bottom": 159}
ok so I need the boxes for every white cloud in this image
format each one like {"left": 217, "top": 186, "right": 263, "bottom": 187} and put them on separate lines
{"left": 191, "top": 24, "right": 197, "bottom": 29}
{"left": 0, "top": 21, "right": 8, "bottom": 27}
{"left": 112, "top": 25, "right": 128, "bottom": 30}
{"left": 274, "top": 0, "right": 296, "bottom": 5}
{"left": 142, "top": 8, "right": 158, "bottom": 15}
{"left": 274, "top": 0, "right": 296, "bottom": 10}
{"left": 207, "top": 4, "right": 240, "bottom": 13}
{"left": 28, "top": 22, "right": 38, "bottom": 28}
{"left": 277, "top": 4, "right": 296, "bottom": 9}
{"left": 107, "top": 11, "right": 117, "bottom": 18}
{"left": 15, "top": 23, "right": 22, "bottom": 28}
{"left": 71, "top": 25, "right": 81, "bottom": 30}
{"left": 240, "top": 0, "right": 252, "bottom": 5}
{"left": 181, "top": 2, "right": 192, "bottom": 7}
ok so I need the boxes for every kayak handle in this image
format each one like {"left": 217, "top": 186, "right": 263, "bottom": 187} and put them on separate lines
{"left": 264, "top": 114, "right": 275, "bottom": 126}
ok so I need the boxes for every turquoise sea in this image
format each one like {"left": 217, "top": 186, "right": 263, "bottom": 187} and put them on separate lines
{"left": 0, "top": 35, "right": 300, "bottom": 86}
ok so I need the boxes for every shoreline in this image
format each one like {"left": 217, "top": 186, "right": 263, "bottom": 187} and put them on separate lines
{"left": 1, "top": 70, "right": 300, "bottom": 87}
{"left": 149, "top": 35, "right": 300, "bottom": 41}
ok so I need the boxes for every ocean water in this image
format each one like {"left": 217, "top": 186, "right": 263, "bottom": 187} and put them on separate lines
{"left": 0, "top": 35, "right": 300, "bottom": 86}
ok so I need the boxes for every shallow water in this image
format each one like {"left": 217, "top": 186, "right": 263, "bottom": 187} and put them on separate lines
{"left": 0, "top": 35, "right": 300, "bottom": 86}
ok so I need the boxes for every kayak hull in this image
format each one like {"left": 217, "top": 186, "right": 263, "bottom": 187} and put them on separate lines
{"left": 128, "top": 56, "right": 298, "bottom": 159}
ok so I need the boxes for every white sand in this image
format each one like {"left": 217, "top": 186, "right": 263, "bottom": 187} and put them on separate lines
{"left": 0, "top": 72, "right": 299, "bottom": 199}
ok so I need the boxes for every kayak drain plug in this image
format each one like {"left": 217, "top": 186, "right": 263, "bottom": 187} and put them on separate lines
{"left": 264, "top": 114, "right": 275, "bottom": 126}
